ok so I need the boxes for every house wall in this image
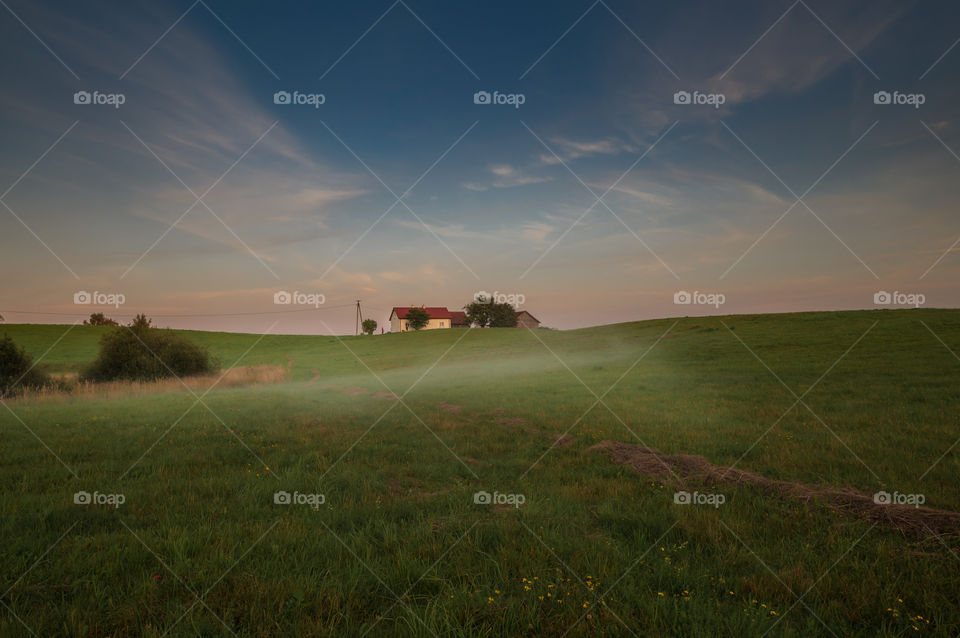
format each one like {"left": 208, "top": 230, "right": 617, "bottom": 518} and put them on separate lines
{"left": 391, "top": 315, "right": 451, "bottom": 332}
{"left": 517, "top": 314, "right": 540, "bottom": 329}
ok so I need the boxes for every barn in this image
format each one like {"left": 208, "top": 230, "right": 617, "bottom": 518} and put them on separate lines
{"left": 516, "top": 310, "right": 541, "bottom": 329}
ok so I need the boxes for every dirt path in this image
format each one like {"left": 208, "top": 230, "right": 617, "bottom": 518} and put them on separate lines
{"left": 590, "top": 440, "right": 960, "bottom": 538}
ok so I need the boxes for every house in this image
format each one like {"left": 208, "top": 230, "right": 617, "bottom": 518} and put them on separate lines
{"left": 516, "top": 310, "right": 541, "bottom": 329}
{"left": 390, "top": 307, "right": 454, "bottom": 332}
{"left": 389, "top": 305, "right": 541, "bottom": 331}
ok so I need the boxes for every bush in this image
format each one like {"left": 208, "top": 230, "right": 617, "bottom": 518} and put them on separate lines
{"left": 83, "top": 314, "right": 216, "bottom": 382}
{"left": 0, "top": 334, "right": 53, "bottom": 396}
{"left": 83, "top": 313, "right": 118, "bottom": 326}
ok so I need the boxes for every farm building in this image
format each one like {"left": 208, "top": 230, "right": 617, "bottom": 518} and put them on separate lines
{"left": 390, "top": 307, "right": 454, "bottom": 332}
{"left": 516, "top": 310, "right": 540, "bottom": 329}
{"left": 390, "top": 306, "right": 541, "bottom": 331}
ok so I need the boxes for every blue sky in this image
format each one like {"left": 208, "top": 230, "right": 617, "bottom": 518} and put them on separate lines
{"left": 1, "top": 0, "right": 959, "bottom": 333}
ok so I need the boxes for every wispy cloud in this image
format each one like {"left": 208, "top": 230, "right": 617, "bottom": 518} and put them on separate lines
{"left": 463, "top": 164, "right": 552, "bottom": 191}
{"left": 539, "top": 137, "right": 637, "bottom": 165}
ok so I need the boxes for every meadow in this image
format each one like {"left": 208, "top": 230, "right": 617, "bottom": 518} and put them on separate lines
{"left": 1, "top": 308, "right": 958, "bottom": 636}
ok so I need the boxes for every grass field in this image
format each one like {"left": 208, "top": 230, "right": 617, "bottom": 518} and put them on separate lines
{"left": 1, "top": 309, "right": 958, "bottom": 636}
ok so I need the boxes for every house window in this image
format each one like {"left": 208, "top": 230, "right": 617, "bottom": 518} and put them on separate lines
{"left": 404, "top": 322, "right": 409, "bottom": 330}
{"left": 440, "top": 322, "right": 445, "bottom": 327}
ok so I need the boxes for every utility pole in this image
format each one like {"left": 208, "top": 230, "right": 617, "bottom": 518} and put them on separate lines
{"left": 355, "top": 300, "right": 363, "bottom": 335}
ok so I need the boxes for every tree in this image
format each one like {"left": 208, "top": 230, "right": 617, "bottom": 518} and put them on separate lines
{"left": 130, "top": 313, "right": 152, "bottom": 332}
{"left": 361, "top": 318, "right": 377, "bottom": 335}
{"left": 83, "top": 314, "right": 215, "bottom": 381}
{"left": 405, "top": 307, "right": 430, "bottom": 330}
{"left": 84, "top": 312, "right": 118, "bottom": 326}
{"left": 463, "top": 301, "right": 492, "bottom": 327}
{"left": 0, "top": 334, "right": 51, "bottom": 396}
{"left": 463, "top": 301, "right": 516, "bottom": 327}
{"left": 489, "top": 303, "right": 518, "bottom": 327}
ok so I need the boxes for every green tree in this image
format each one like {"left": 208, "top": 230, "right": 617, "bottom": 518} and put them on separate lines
{"left": 463, "top": 301, "right": 517, "bottom": 327}
{"left": 405, "top": 307, "right": 430, "bottom": 330}
{"left": 489, "top": 303, "right": 518, "bottom": 327}
{"left": 130, "top": 313, "right": 152, "bottom": 332}
{"left": 463, "top": 301, "right": 492, "bottom": 327}
{"left": 362, "top": 318, "right": 377, "bottom": 335}
{"left": 83, "top": 315, "right": 215, "bottom": 381}
{"left": 0, "top": 334, "right": 51, "bottom": 397}
{"left": 83, "top": 312, "right": 118, "bottom": 326}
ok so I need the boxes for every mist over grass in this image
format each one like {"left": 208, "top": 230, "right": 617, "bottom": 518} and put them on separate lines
{"left": 1, "top": 309, "right": 958, "bottom": 635}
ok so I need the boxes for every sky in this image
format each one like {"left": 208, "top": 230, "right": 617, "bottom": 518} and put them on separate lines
{"left": 1, "top": 0, "right": 959, "bottom": 334}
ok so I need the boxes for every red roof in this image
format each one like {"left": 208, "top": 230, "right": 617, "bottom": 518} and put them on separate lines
{"left": 449, "top": 311, "right": 467, "bottom": 325}
{"left": 390, "top": 306, "right": 453, "bottom": 320}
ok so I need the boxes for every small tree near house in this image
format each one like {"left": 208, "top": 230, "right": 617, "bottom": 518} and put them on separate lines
{"left": 361, "top": 318, "right": 377, "bottom": 335}
{"left": 405, "top": 307, "right": 430, "bottom": 330}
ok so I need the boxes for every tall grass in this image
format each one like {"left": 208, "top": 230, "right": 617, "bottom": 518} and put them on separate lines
{"left": 7, "top": 365, "right": 288, "bottom": 403}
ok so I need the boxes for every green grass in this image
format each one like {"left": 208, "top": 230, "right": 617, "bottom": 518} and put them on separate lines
{"left": 1, "top": 309, "right": 958, "bottom": 636}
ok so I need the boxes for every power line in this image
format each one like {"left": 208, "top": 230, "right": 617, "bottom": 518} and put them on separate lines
{"left": 0, "top": 304, "right": 355, "bottom": 319}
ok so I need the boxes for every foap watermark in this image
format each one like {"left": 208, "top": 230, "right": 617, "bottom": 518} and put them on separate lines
{"left": 874, "top": 490, "right": 925, "bottom": 508}
{"left": 673, "top": 90, "right": 725, "bottom": 108}
{"left": 473, "top": 90, "right": 525, "bottom": 109}
{"left": 274, "top": 490, "right": 325, "bottom": 509}
{"left": 474, "top": 490, "right": 525, "bottom": 508}
{"left": 74, "top": 90, "right": 126, "bottom": 108}
{"left": 873, "top": 91, "right": 925, "bottom": 109}
{"left": 74, "top": 490, "right": 125, "bottom": 508}
{"left": 74, "top": 290, "right": 125, "bottom": 307}
{"left": 674, "top": 490, "right": 725, "bottom": 508}
{"left": 874, "top": 290, "right": 925, "bottom": 308}
{"left": 674, "top": 290, "right": 725, "bottom": 308}
{"left": 273, "top": 90, "right": 325, "bottom": 109}
{"left": 274, "top": 290, "right": 325, "bottom": 307}
{"left": 474, "top": 290, "right": 525, "bottom": 307}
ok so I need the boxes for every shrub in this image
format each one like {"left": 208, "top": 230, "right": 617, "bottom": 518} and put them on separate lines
{"left": 83, "top": 313, "right": 118, "bottom": 326}
{"left": 83, "top": 314, "right": 216, "bottom": 382}
{"left": 0, "top": 334, "right": 52, "bottom": 396}
{"left": 361, "top": 318, "right": 377, "bottom": 335}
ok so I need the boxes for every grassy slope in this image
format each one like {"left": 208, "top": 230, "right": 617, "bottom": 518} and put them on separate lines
{"left": 0, "top": 309, "right": 958, "bottom": 636}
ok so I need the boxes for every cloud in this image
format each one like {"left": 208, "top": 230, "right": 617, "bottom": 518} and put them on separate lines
{"left": 519, "top": 220, "right": 555, "bottom": 244}
{"left": 2, "top": 1, "right": 368, "bottom": 274}
{"left": 462, "top": 164, "right": 552, "bottom": 190}
{"left": 707, "top": 4, "right": 903, "bottom": 104}
{"left": 539, "top": 137, "right": 637, "bottom": 165}
{"left": 393, "top": 219, "right": 493, "bottom": 240}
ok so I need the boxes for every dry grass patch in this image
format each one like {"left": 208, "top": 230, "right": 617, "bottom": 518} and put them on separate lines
{"left": 590, "top": 439, "right": 960, "bottom": 538}
{"left": 11, "top": 365, "right": 288, "bottom": 403}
